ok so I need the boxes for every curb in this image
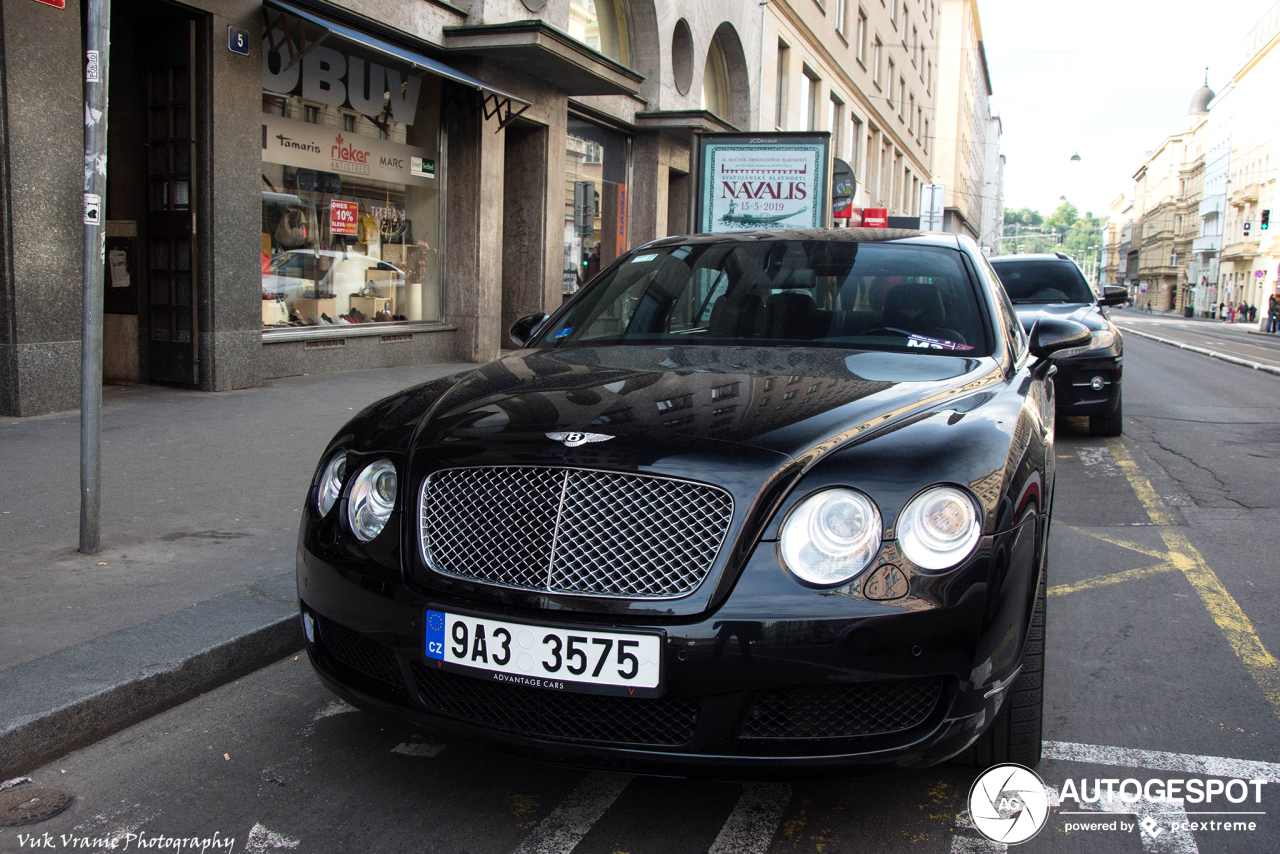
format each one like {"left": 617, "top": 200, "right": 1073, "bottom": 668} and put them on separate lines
{"left": 1119, "top": 326, "right": 1280, "bottom": 377}
{"left": 0, "top": 575, "right": 303, "bottom": 778}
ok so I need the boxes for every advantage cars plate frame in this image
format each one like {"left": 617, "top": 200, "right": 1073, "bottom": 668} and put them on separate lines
{"left": 424, "top": 606, "right": 666, "bottom": 698}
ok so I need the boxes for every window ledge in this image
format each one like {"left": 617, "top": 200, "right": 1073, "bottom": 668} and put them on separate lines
{"left": 262, "top": 321, "right": 457, "bottom": 342}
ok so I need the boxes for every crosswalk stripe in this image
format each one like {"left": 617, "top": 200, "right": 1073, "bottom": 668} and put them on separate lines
{"left": 707, "top": 782, "right": 792, "bottom": 854}
{"left": 512, "top": 772, "right": 632, "bottom": 854}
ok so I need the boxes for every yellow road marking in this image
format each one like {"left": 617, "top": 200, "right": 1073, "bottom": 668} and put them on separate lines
{"left": 1060, "top": 526, "right": 1168, "bottom": 560}
{"left": 1104, "top": 438, "right": 1280, "bottom": 720}
{"left": 1049, "top": 563, "right": 1178, "bottom": 597}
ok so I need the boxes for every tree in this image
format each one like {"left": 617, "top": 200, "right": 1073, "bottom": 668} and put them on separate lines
{"left": 1004, "top": 207, "right": 1044, "bottom": 228}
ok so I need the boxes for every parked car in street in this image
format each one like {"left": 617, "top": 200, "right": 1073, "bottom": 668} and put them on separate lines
{"left": 296, "top": 229, "right": 1090, "bottom": 777}
{"left": 988, "top": 253, "right": 1126, "bottom": 436}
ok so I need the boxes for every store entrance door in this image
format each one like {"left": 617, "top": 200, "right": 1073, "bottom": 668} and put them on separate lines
{"left": 144, "top": 20, "right": 199, "bottom": 385}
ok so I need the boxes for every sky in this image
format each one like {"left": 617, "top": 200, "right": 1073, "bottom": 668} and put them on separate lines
{"left": 978, "top": 0, "right": 1276, "bottom": 221}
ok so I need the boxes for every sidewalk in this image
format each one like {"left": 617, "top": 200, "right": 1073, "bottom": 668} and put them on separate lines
{"left": 0, "top": 360, "right": 476, "bottom": 776}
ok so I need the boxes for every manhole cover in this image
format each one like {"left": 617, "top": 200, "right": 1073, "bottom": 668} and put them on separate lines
{"left": 0, "top": 784, "right": 72, "bottom": 826}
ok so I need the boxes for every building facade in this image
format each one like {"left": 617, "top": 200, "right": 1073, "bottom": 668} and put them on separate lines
{"left": 760, "top": 0, "right": 939, "bottom": 221}
{"left": 933, "top": 0, "right": 991, "bottom": 240}
{"left": 0, "top": 0, "right": 762, "bottom": 416}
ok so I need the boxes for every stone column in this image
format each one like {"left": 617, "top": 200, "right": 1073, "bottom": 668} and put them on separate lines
{"left": 445, "top": 87, "right": 505, "bottom": 364}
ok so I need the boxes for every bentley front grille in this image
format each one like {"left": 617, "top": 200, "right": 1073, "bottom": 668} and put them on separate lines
{"left": 420, "top": 466, "right": 734, "bottom": 598}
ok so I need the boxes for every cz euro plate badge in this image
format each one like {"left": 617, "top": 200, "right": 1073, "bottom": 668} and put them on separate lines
{"left": 425, "top": 609, "right": 663, "bottom": 697}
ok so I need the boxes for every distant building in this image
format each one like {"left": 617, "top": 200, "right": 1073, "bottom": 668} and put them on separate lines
{"left": 933, "top": 0, "right": 995, "bottom": 240}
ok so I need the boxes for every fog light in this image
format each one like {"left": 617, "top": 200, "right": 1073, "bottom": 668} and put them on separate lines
{"left": 1090, "top": 376, "right": 1105, "bottom": 390}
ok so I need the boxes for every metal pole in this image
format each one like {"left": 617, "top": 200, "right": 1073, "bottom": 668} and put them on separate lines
{"left": 80, "top": 0, "right": 111, "bottom": 554}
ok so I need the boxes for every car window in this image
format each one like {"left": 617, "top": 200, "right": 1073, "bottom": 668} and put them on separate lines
{"left": 540, "top": 240, "right": 991, "bottom": 355}
{"left": 990, "top": 258, "right": 1095, "bottom": 303}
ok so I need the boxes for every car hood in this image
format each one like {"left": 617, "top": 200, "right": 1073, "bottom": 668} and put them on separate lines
{"left": 1011, "top": 302, "right": 1108, "bottom": 332}
{"left": 410, "top": 345, "right": 1000, "bottom": 462}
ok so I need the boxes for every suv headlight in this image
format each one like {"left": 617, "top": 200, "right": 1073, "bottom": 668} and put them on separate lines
{"left": 779, "top": 488, "right": 883, "bottom": 586}
{"left": 316, "top": 452, "right": 346, "bottom": 517}
{"left": 347, "top": 460, "right": 398, "bottom": 542}
{"left": 897, "top": 486, "right": 982, "bottom": 570}
{"left": 1051, "top": 329, "right": 1115, "bottom": 359}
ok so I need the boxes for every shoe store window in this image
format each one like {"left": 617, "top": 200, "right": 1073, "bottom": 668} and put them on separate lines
{"left": 564, "top": 117, "right": 630, "bottom": 297}
{"left": 259, "top": 26, "right": 442, "bottom": 331}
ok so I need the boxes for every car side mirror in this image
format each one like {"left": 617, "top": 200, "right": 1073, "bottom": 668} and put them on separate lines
{"left": 1098, "top": 285, "right": 1127, "bottom": 307}
{"left": 509, "top": 313, "right": 550, "bottom": 348}
{"left": 1027, "top": 318, "right": 1091, "bottom": 360}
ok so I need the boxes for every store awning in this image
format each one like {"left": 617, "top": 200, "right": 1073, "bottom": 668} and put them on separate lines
{"left": 262, "top": 0, "right": 530, "bottom": 128}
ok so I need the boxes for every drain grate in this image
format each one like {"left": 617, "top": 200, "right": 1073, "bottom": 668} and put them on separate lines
{"left": 0, "top": 782, "right": 73, "bottom": 826}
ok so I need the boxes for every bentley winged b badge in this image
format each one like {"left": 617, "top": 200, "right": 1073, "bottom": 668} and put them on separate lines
{"left": 546, "top": 431, "right": 614, "bottom": 448}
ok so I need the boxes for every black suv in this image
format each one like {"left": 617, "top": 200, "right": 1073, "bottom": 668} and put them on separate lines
{"left": 989, "top": 253, "right": 1126, "bottom": 436}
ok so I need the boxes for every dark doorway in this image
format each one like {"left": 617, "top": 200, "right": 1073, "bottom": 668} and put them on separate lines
{"left": 104, "top": 1, "right": 206, "bottom": 387}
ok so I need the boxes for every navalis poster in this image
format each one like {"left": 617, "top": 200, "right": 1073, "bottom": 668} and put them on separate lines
{"left": 697, "top": 133, "right": 829, "bottom": 233}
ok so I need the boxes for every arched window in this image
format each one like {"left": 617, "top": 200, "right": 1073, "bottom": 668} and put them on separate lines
{"left": 568, "top": 0, "right": 633, "bottom": 67}
{"left": 702, "top": 36, "right": 730, "bottom": 119}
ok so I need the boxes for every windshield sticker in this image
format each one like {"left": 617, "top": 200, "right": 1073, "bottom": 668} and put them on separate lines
{"left": 554, "top": 328, "right": 572, "bottom": 339}
{"left": 630, "top": 254, "right": 659, "bottom": 263}
{"left": 906, "top": 334, "right": 974, "bottom": 351}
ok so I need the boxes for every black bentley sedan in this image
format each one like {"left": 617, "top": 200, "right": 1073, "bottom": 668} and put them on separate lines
{"left": 297, "top": 229, "right": 1090, "bottom": 777}
{"left": 988, "top": 253, "right": 1126, "bottom": 436}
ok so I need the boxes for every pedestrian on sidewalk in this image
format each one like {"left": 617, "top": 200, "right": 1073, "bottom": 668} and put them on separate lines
{"left": 1249, "top": 303, "right": 1258, "bottom": 323}
{"left": 1270, "top": 292, "right": 1280, "bottom": 332}
{"left": 1220, "top": 301, "right": 1227, "bottom": 321}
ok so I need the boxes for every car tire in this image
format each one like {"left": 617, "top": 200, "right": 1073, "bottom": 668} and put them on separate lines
{"left": 1089, "top": 394, "right": 1123, "bottom": 437}
{"left": 962, "top": 553, "right": 1046, "bottom": 769}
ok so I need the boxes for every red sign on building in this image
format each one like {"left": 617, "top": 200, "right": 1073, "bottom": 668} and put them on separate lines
{"left": 329, "top": 200, "right": 358, "bottom": 237}
{"left": 863, "top": 208, "right": 888, "bottom": 228}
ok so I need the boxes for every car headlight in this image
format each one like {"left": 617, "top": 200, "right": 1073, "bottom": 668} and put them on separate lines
{"left": 1051, "top": 329, "right": 1115, "bottom": 359}
{"left": 897, "top": 486, "right": 982, "bottom": 570}
{"left": 316, "top": 453, "right": 347, "bottom": 517}
{"left": 779, "top": 488, "right": 883, "bottom": 586}
{"left": 347, "top": 460, "right": 398, "bottom": 542}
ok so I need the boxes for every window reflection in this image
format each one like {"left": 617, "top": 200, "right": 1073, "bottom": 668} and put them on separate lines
{"left": 568, "top": 0, "right": 632, "bottom": 67}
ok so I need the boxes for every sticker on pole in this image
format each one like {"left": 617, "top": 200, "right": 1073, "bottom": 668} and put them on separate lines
{"left": 84, "top": 194, "right": 101, "bottom": 226}
{"left": 85, "top": 50, "right": 100, "bottom": 83}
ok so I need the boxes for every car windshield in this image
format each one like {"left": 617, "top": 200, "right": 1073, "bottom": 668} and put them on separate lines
{"left": 538, "top": 240, "right": 989, "bottom": 355}
{"left": 992, "top": 259, "right": 1096, "bottom": 304}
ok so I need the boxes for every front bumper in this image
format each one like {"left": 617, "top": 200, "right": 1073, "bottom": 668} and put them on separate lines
{"left": 1050, "top": 354, "right": 1121, "bottom": 416}
{"left": 297, "top": 520, "right": 1044, "bottom": 779}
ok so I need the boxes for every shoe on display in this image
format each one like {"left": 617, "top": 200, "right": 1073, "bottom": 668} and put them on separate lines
{"left": 321, "top": 313, "right": 335, "bottom": 325}
{"left": 349, "top": 307, "right": 367, "bottom": 322}
{"left": 307, "top": 313, "right": 323, "bottom": 326}
{"left": 375, "top": 309, "right": 392, "bottom": 322}
{"left": 392, "top": 314, "right": 407, "bottom": 321}
{"left": 291, "top": 309, "right": 306, "bottom": 324}
{"left": 337, "top": 315, "right": 352, "bottom": 325}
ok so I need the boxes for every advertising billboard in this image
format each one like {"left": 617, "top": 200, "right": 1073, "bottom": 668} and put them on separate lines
{"left": 695, "top": 133, "right": 830, "bottom": 233}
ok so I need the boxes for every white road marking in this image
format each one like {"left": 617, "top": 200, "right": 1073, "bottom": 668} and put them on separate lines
{"left": 948, "top": 837, "right": 1006, "bottom": 853}
{"left": 1044, "top": 740, "right": 1280, "bottom": 781}
{"left": 391, "top": 740, "right": 446, "bottom": 758}
{"left": 311, "top": 700, "right": 357, "bottom": 721}
{"left": 1076, "top": 447, "right": 1119, "bottom": 477}
{"left": 512, "top": 772, "right": 632, "bottom": 854}
{"left": 707, "top": 782, "right": 791, "bottom": 854}
{"left": 244, "top": 823, "right": 301, "bottom": 852}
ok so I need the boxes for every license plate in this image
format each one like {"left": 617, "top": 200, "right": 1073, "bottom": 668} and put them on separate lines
{"left": 424, "top": 609, "right": 663, "bottom": 697}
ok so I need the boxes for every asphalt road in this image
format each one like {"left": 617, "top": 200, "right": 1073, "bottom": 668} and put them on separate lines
{"left": 6, "top": 334, "right": 1280, "bottom": 854}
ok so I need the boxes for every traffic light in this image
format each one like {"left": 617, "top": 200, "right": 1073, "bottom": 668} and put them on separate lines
{"left": 1263, "top": 209, "right": 1271, "bottom": 230}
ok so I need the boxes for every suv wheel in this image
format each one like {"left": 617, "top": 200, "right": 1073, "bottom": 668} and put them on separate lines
{"left": 961, "top": 553, "right": 1046, "bottom": 768}
{"left": 1089, "top": 394, "right": 1123, "bottom": 437}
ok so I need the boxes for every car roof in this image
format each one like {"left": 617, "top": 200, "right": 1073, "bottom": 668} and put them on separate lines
{"left": 641, "top": 229, "right": 965, "bottom": 250}
{"left": 988, "top": 253, "right": 1071, "bottom": 263}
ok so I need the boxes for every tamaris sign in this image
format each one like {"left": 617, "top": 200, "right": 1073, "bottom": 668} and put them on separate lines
{"left": 696, "top": 133, "right": 830, "bottom": 233}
